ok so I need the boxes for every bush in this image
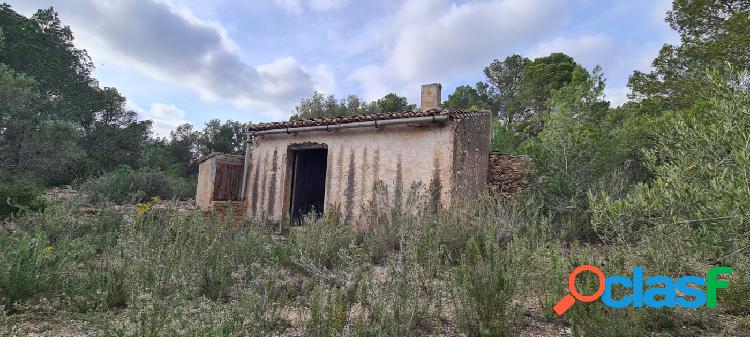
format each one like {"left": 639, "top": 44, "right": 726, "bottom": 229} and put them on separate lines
{"left": 591, "top": 70, "right": 750, "bottom": 276}
{"left": 15, "top": 199, "right": 123, "bottom": 251}
{"left": 452, "top": 236, "right": 518, "bottom": 337}
{"left": 0, "top": 182, "right": 45, "bottom": 218}
{"left": 65, "top": 265, "right": 129, "bottom": 313}
{"left": 291, "top": 210, "right": 355, "bottom": 270}
{"left": 348, "top": 250, "right": 440, "bottom": 336}
{"left": 79, "top": 165, "right": 195, "bottom": 204}
{"left": 0, "top": 230, "right": 61, "bottom": 310}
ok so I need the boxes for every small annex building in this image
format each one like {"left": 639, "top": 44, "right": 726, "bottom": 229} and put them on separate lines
{"left": 197, "top": 83, "right": 496, "bottom": 225}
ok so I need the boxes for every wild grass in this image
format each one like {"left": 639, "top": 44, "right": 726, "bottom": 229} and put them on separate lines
{"left": 0, "top": 185, "right": 747, "bottom": 336}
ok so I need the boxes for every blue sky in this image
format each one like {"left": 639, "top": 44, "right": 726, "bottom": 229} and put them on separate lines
{"left": 10, "top": 0, "right": 678, "bottom": 137}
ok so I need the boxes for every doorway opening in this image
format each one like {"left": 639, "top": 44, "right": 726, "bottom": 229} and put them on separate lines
{"left": 289, "top": 147, "right": 328, "bottom": 224}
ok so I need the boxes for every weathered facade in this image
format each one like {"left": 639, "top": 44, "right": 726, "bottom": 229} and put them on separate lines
{"left": 196, "top": 83, "right": 495, "bottom": 225}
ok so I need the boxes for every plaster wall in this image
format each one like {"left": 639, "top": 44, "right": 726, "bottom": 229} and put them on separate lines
{"left": 245, "top": 122, "right": 456, "bottom": 223}
{"left": 196, "top": 159, "right": 215, "bottom": 209}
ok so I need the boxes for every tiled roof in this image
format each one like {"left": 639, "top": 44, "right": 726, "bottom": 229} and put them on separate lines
{"left": 248, "top": 108, "right": 490, "bottom": 132}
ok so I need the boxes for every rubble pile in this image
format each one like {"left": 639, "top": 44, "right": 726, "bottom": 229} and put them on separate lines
{"left": 487, "top": 152, "right": 533, "bottom": 197}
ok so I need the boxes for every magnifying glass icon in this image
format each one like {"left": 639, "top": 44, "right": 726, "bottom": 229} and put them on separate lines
{"left": 553, "top": 265, "right": 606, "bottom": 315}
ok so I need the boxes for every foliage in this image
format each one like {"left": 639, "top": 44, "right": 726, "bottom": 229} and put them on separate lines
{"left": 79, "top": 165, "right": 195, "bottom": 204}
{"left": 0, "top": 188, "right": 746, "bottom": 335}
{"left": 0, "top": 5, "right": 150, "bottom": 184}
{"left": 490, "top": 120, "right": 523, "bottom": 154}
{"left": 483, "top": 54, "right": 529, "bottom": 123}
{"left": 453, "top": 236, "right": 518, "bottom": 337}
{"left": 449, "top": 52, "right": 583, "bottom": 154}
{"left": 0, "top": 230, "right": 61, "bottom": 310}
{"left": 518, "top": 66, "right": 622, "bottom": 239}
{"left": 0, "top": 64, "right": 86, "bottom": 184}
{"left": 444, "top": 83, "right": 494, "bottom": 110}
{"left": 483, "top": 53, "right": 579, "bottom": 129}
{"left": 0, "top": 182, "right": 45, "bottom": 218}
{"left": 592, "top": 69, "right": 750, "bottom": 274}
{"left": 1, "top": 5, "right": 252, "bottom": 186}
{"left": 198, "top": 119, "right": 247, "bottom": 156}
{"left": 290, "top": 210, "right": 355, "bottom": 270}
{"left": 290, "top": 91, "right": 415, "bottom": 120}
{"left": 628, "top": 0, "right": 750, "bottom": 111}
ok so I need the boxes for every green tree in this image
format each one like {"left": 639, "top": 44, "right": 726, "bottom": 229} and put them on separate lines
{"left": 446, "top": 53, "right": 582, "bottom": 153}
{"left": 443, "top": 84, "right": 492, "bottom": 110}
{"left": 483, "top": 54, "right": 529, "bottom": 123}
{"left": 291, "top": 92, "right": 348, "bottom": 119}
{"left": 520, "top": 66, "right": 615, "bottom": 239}
{"left": 522, "top": 53, "right": 579, "bottom": 115}
{"left": 168, "top": 124, "right": 201, "bottom": 176}
{"left": 628, "top": 0, "right": 750, "bottom": 111}
{"left": 482, "top": 53, "right": 579, "bottom": 128}
{"left": 375, "top": 93, "right": 414, "bottom": 112}
{"left": 290, "top": 92, "right": 414, "bottom": 120}
{"left": 0, "top": 64, "right": 40, "bottom": 180}
{"left": 593, "top": 69, "right": 750, "bottom": 272}
{"left": 199, "top": 119, "right": 247, "bottom": 156}
{"left": 0, "top": 5, "right": 150, "bottom": 182}
{"left": 21, "top": 120, "right": 85, "bottom": 185}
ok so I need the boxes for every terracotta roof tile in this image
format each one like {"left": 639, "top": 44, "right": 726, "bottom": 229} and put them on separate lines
{"left": 248, "top": 108, "right": 490, "bottom": 132}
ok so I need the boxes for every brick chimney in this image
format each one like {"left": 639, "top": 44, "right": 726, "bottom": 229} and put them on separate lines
{"left": 420, "top": 83, "right": 441, "bottom": 110}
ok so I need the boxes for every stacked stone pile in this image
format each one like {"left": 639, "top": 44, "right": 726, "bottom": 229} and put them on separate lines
{"left": 209, "top": 201, "right": 247, "bottom": 227}
{"left": 487, "top": 153, "right": 533, "bottom": 197}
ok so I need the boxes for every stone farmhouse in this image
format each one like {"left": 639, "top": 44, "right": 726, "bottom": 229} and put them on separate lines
{"left": 196, "top": 83, "right": 525, "bottom": 226}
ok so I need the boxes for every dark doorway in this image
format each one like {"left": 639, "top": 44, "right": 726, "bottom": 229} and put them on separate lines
{"left": 289, "top": 148, "right": 328, "bottom": 224}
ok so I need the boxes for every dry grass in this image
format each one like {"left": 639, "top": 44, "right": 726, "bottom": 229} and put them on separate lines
{"left": 1, "top": 190, "right": 748, "bottom": 337}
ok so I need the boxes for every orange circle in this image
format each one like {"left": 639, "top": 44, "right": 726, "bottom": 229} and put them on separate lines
{"left": 568, "top": 265, "right": 605, "bottom": 302}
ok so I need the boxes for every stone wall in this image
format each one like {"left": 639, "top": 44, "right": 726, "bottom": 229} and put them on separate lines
{"left": 487, "top": 152, "right": 532, "bottom": 197}
{"left": 451, "top": 112, "right": 491, "bottom": 206}
{"left": 210, "top": 201, "right": 247, "bottom": 227}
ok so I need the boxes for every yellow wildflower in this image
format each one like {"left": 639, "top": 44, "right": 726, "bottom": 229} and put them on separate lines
{"left": 136, "top": 202, "right": 150, "bottom": 216}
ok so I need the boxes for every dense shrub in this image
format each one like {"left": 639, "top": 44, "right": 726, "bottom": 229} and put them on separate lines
{"left": 0, "top": 230, "right": 61, "bottom": 310}
{"left": 65, "top": 265, "right": 129, "bottom": 313}
{"left": 453, "top": 236, "right": 518, "bottom": 337}
{"left": 79, "top": 165, "right": 195, "bottom": 204}
{"left": 290, "top": 209, "right": 355, "bottom": 271}
{"left": 591, "top": 70, "right": 750, "bottom": 276}
{"left": 0, "top": 182, "right": 45, "bottom": 218}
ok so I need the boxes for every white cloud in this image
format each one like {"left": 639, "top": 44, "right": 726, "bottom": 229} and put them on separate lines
{"left": 310, "top": 0, "right": 348, "bottom": 11}
{"left": 311, "top": 64, "right": 337, "bottom": 94}
{"left": 274, "top": 0, "right": 348, "bottom": 14}
{"left": 136, "top": 103, "right": 189, "bottom": 138}
{"left": 274, "top": 0, "right": 304, "bottom": 14}
{"left": 349, "top": 0, "right": 569, "bottom": 100}
{"left": 16, "top": 0, "right": 315, "bottom": 114}
{"left": 604, "top": 87, "right": 628, "bottom": 108}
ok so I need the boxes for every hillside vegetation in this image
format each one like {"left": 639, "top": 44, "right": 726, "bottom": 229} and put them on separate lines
{"left": 1, "top": 1, "right": 749, "bottom": 336}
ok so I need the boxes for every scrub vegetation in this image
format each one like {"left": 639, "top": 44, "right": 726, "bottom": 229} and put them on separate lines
{"left": 2, "top": 1, "right": 750, "bottom": 336}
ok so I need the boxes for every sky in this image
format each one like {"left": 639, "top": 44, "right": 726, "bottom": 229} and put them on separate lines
{"left": 10, "top": 0, "right": 679, "bottom": 137}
